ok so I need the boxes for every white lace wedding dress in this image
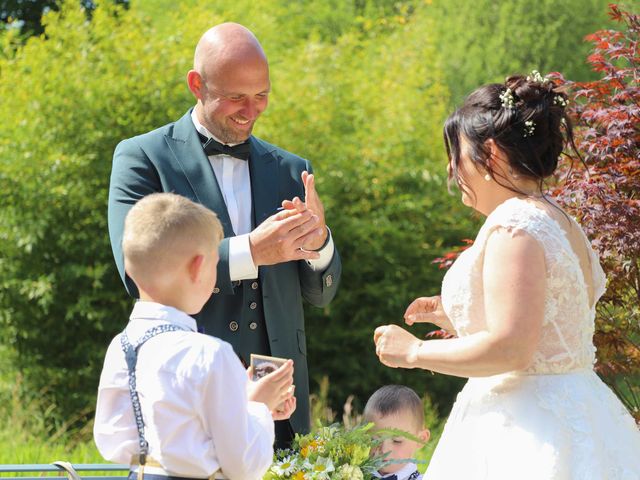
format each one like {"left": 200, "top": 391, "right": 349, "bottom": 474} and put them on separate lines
{"left": 425, "top": 197, "right": 640, "bottom": 480}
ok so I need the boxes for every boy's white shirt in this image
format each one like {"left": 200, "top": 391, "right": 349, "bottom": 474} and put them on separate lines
{"left": 94, "top": 301, "right": 275, "bottom": 480}
{"left": 376, "top": 463, "right": 422, "bottom": 480}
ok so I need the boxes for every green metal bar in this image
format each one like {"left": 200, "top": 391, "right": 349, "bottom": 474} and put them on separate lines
{"left": 0, "top": 464, "right": 129, "bottom": 477}
{"left": 0, "top": 477, "right": 128, "bottom": 480}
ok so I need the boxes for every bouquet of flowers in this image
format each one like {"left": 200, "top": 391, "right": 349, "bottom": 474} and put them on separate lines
{"left": 264, "top": 423, "right": 389, "bottom": 480}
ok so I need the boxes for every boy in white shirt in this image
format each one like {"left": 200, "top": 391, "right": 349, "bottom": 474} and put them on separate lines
{"left": 364, "top": 385, "right": 430, "bottom": 480}
{"left": 94, "top": 193, "right": 295, "bottom": 480}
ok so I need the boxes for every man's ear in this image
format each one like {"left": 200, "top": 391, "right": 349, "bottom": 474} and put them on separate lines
{"left": 187, "top": 70, "right": 204, "bottom": 100}
{"left": 188, "top": 254, "right": 205, "bottom": 283}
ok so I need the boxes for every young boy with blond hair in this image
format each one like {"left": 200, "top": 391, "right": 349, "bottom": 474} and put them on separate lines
{"left": 94, "top": 193, "right": 295, "bottom": 480}
{"left": 364, "top": 385, "right": 430, "bottom": 480}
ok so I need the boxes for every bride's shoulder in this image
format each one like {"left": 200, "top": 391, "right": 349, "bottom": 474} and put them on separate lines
{"left": 480, "top": 197, "right": 561, "bottom": 245}
{"left": 486, "top": 197, "right": 548, "bottom": 227}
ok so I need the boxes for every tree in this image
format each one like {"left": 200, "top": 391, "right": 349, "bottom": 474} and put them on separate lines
{"left": 0, "top": 0, "right": 205, "bottom": 426}
{"left": 0, "top": 0, "right": 128, "bottom": 38}
{"left": 426, "top": 0, "right": 613, "bottom": 105}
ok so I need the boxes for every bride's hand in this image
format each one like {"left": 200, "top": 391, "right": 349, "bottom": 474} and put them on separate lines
{"left": 374, "top": 324, "right": 422, "bottom": 369}
{"left": 404, "top": 296, "right": 455, "bottom": 334}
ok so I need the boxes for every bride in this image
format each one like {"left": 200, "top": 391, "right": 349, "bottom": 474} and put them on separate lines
{"left": 374, "top": 73, "right": 640, "bottom": 479}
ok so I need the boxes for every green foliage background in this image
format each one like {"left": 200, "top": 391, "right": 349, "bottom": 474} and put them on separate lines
{"left": 0, "top": 0, "right": 616, "bottom": 446}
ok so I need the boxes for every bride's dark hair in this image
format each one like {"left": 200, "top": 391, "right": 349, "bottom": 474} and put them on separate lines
{"left": 443, "top": 74, "right": 577, "bottom": 200}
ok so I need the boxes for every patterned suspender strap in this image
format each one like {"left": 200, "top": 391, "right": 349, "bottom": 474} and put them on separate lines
{"left": 120, "top": 324, "right": 189, "bottom": 468}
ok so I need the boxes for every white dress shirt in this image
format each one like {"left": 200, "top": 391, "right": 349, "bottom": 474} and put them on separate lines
{"left": 94, "top": 302, "right": 274, "bottom": 480}
{"left": 376, "top": 463, "right": 422, "bottom": 480}
{"left": 190, "top": 111, "right": 335, "bottom": 280}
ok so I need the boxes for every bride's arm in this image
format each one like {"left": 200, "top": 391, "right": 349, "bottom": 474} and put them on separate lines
{"left": 375, "top": 228, "right": 545, "bottom": 377}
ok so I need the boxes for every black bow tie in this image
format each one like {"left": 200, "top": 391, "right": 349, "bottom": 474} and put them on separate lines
{"left": 198, "top": 133, "right": 250, "bottom": 161}
{"left": 382, "top": 470, "right": 420, "bottom": 480}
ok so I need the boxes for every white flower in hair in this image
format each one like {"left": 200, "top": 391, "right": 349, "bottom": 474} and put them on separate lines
{"left": 524, "top": 120, "right": 536, "bottom": 137}
{"left": 527, "top": 70, "right": 550, "bottom": 84}
{"left": 500, "top": 88, "right": 515, "bottom": 109}
{"left": 554, "top": 95, "right": 569, "bottom": 107}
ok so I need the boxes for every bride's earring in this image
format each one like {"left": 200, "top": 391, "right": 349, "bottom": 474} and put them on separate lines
{"left": 484, "top": 174, "right": 491, "bottom": 182}
{"left": 509, "top": 166, "right": 519, "bottom": 179}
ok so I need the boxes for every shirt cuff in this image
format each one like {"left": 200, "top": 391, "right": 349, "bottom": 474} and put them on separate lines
{"left": 306, "top": 227, "right": 335, "bottom": 271}
{"left": 229, "top": 234, "right": 259, "bottom": 281}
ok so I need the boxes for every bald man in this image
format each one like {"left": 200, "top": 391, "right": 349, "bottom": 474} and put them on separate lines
{"left": 107, "top": 23, "right": 341, "bottom": 448}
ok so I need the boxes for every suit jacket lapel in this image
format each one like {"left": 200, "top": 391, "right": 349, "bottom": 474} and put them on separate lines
{"left": 249, "top": 137, "right": 280, "bottom": 226}
{"left": 164, "top": 111, "right": 235, "bottom": 237}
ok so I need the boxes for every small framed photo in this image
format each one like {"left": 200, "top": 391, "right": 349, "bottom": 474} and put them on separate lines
{"left": 250, "top": 353, "right": 288, "bottom": 381}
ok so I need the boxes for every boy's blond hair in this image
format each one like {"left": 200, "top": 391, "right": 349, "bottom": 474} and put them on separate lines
{"left": 123, "top": 193, "right": 223, "bottom": 283}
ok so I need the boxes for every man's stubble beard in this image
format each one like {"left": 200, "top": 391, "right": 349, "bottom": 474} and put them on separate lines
{"left": 210, "top": 117, "right": 254, "bottom": 145}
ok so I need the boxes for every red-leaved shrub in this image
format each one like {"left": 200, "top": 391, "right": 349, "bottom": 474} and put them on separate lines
{"left": 553, "top": 4, "right": 639, "bottom": 423}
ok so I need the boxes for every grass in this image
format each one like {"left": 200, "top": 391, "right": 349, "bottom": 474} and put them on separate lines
{"left": 0, "top": 380, "right": 101, "bottom": 463}
{"left": 0, "top": 352, "right": 102, "bottom": 464}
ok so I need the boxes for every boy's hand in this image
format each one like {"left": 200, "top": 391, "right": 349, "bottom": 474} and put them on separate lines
{"left": 246, "top": 359, "right": 294, "bottom": 412}
{"left": 272, "top": 396, "right": 297, "bottom": 421}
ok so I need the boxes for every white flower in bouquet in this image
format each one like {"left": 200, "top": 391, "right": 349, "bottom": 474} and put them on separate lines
{"left": 272, "top": 456, "right": 298, "bottom": 476}
{"left": 335, "top": 464, "right": 364, "bottom": 480}
{"left": 303, "top": 456, "right": 334, "bottom": 479}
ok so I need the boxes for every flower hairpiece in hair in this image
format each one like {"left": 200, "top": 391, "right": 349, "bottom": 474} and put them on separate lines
{"left": 527, "top": 70, "right": 550, "bottom": 84}
{"left": 554, "top": 95, "right": 569, "bottom": 107}
{"left": 523, "top": 120, "right": 536, "bottom": 137}
{"left": 500, "top": 88, "right": 515, "bottom": 109}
